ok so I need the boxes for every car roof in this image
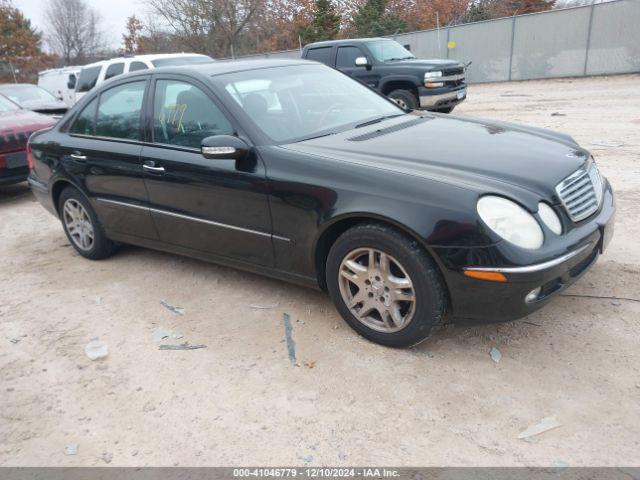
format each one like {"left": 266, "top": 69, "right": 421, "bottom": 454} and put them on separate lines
{"left": 140, "top": 58, "right": 317, "bottom": 78}
{"left": 304, "top": 37, "right": 390, "bottom": 48}
{"left": 38, "top": 66, "right": 82, "bottom": 76}
{"left": 80, "top": 53, "right": 213, "bottom": 70}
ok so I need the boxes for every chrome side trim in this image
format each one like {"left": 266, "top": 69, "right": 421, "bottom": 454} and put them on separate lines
{"left": 95, "top": 197, "right": 292, "bottom": 243}
{"left": 150, "top": 208, "right": 272, "bottom": 238}
{"left": 97, "top": 198, "right": 148, "bottom": 211}
{"left": 465, "top": 243, "right": 592, "bottom": 274}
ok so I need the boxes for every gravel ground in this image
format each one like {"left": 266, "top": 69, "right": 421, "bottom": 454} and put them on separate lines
{"left": 1, "top": 74, "right": 639, "bottom": 467}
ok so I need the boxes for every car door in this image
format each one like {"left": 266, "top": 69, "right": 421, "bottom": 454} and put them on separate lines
{"left": 62, "top": 78, "right": 158, "bottom": 240}
{"left": 140, "top": 75, "right": 274, "bottom": 267}
{"left": 336, "top": 45, "right": 380, "bottom": 89}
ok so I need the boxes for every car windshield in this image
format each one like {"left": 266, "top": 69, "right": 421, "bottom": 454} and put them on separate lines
{"left": 151, "top": 55, "right": 213, "bottom": 67}
{"left": 0, "top": 94, "right": 20, "bottom": 112}
{"left": 0, "top": 84, "right": 57, "bottom": 103}
{"left": 367, "top": 40, "right": 415, "bottom": 62}
{"left": 214, "top": 64, "right": 403, "bottom": 143}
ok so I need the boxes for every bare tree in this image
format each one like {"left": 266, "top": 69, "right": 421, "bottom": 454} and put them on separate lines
{"left": 44, "top": 0, "right": 105, "bottom": 64}
{"left": 145, "top": 0, "right": 263, "bottom": 58}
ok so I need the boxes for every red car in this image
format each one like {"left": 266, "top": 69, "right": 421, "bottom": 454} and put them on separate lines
{"left": 0, "top": 94, "right": 56, "bottom": 186}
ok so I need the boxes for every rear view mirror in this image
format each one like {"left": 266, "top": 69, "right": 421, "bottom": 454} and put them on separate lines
{"left": 355, "top": 57, "right": 369, "bottom": 67}
{"left": 201, "top": 135, "right": 249, "bottom": 161}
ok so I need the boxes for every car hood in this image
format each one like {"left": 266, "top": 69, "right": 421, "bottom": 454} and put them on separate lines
{"left": 281, "top": 113, "right": 588, "bottom": 206}
{"left": 20, "top": 99, "right": 68, "bottom": 113}
{"left": 385, "top": 58, "right": 463, "bottom": 70}
{"left": 0, "top": 109, "right": 56, "bottom": 152}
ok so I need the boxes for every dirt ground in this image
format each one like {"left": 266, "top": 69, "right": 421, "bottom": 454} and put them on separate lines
{"left": 1, "top": 74, "right": 639, "bottom": 467}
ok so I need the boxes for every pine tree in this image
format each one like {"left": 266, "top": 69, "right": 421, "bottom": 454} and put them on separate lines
{"left": 0, "top": 0, "right": 54, "bottom": 82}
{"left": 352, "top": 0, "right": 406, "bottom": 37}
{"left": 299, "top": 0, "right": 341, "bottom": 43}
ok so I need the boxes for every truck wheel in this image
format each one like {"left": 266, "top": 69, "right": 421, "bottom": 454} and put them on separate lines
{"left": 326, "top": 223, "right": 447, "bottom": 347}
{"left": 388, "top": 90, "right": 419, "bottom": 111}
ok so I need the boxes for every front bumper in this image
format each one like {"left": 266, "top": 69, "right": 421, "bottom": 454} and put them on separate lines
{"left": 432, "top": 183, "right": 615, "bottom": 323}
{"left": 418, "top": 85, "right": 467, "bottom": 110}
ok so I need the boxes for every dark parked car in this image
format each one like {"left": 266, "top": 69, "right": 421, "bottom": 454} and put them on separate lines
{"left": 28, "top": 60, "right": 615, "bottom": 347}
{"left": 302, "top": 38, "right": 466, "bottom": 113}
{"left": 0, "top": 94, "right": 55, "bottom": 186}
{"left": 0, "top": 83, "right": 68, "bottom": 117}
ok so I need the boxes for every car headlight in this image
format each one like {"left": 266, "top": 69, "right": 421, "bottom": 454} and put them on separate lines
{"left": 424, "top": 71, "right": 442, "bottom": 80}
{"left": 538, "top": 202, "right": 562, "bottom": 235}
{"left": 477, "top": 195, "right": 544, "bottom": 249}
{"left": 424, "top": 71, "right": 443, "bottom": 87}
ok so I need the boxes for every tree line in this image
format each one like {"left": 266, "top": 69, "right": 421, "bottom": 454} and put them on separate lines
{"left": 0, "top": 0, "right": 555, "bottom": 82}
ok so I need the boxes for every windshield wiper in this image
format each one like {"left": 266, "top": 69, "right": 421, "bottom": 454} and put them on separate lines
{"left": 355, "top": 113, "right": 404, "bottom": 128}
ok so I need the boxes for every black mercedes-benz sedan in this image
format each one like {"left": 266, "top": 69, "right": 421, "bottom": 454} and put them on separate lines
{"left": 27, "top": 59, "right": 615, "bottom": 347}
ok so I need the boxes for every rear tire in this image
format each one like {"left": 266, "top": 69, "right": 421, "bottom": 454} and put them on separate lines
{"left": 326, "top": 223, "right": 447, "bottom": 347}
{"left": 387, "top": 89, "right": 419, "bottom": 111}
{"left": 58, "top": 186, "right": 114, "bottom": 260}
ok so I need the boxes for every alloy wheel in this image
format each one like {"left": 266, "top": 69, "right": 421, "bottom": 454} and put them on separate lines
{"left": 338, "top": 247, "right": 416, "bottom": 333}
{"left": 63, "top": 199, "right": 95, "bottom": 251}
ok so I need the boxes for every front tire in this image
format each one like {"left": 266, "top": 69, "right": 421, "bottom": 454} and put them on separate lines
{"left": 326, "top": 223, "right": 447, "bottom": 347}
{"left": 387, "top": 89, "right": 419, "bottom": 111}
{"left": 58, "top": 186, "right": 114, "bottom": 260}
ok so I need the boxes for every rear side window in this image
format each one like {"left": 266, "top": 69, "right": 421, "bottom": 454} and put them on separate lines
{"left": 104, "top": 63, "right": 125, "bottom": 80}
{"left": 129, "top": 61, "right": 148, "bottom": 72}
{"left": 76, "top": 66, "right": 101, "bottom": 93}
{"left": 336, "top": 46, "right": 365, "bottom": 68}
{"left": 70, "top": 97, "right": 98, "bottom": 135}
{"left": 95, "top": 81, "right": 146, "bottom": 140}
{"left": 306, "top": 47, "right": 333, "bottom": 66}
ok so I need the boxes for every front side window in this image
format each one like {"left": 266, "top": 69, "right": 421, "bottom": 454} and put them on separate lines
{"left": 215, "top": 64, "right": 401, "bottom": 143}
{"left": 76, "top": 66, "right": 102, "bottom": 93}
{"left": 306, "top": 47, "right": 333, "bottom": 66}
{"left": 336, "top": 46, "right": 366, "bottom": 68}
{"left": 70, "top": 97, "right": 98, "bottom": 135}
{"left": 95, "top": 81, "right": 146, "bottom": 140}
{"left": 104, "top": 63, "right": 125, "bottom": 80}
{"left": 153, "top": 80, "right": 233, "bottom": 149}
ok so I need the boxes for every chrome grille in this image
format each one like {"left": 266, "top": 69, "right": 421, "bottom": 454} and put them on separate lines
{"left": 556, "top": 160, "right": 603, "bottom": 222}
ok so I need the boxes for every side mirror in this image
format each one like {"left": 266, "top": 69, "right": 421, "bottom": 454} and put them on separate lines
{"left": 67, "top": 75, "right": 76, "bottom": 90}
{"left": 201, "top": 135, "right": 249, "bottom": 160}
{"left": 355, "top": 56, "right": 369, "bottom": 67}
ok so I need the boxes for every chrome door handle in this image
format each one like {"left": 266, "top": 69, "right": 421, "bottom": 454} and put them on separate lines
{"left": 70, "top": 153, "right": 87, "bottom": 161}
{"left": 143, "top": 163, "right": 165, "bottom": 173}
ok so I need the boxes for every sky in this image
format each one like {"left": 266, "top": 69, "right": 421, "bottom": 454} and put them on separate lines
{"left": 14, "top": 0, "right": 144, "bottom": 51}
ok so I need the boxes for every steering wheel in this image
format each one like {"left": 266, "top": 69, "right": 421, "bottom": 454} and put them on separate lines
{"left": 317, "top": 103, "right": 346, "bottom": 127}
